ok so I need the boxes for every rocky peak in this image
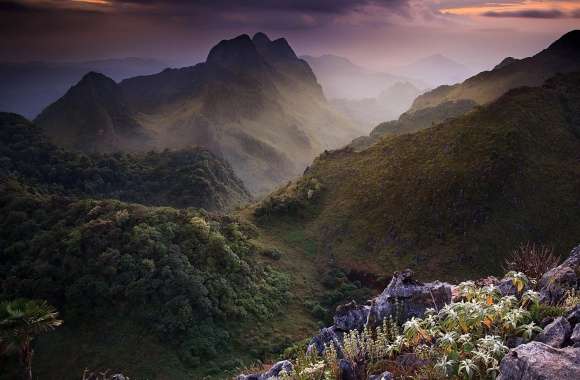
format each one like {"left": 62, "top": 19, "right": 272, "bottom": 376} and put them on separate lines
{"left": 206, "top": 34, "right": 265, "bottom": 69}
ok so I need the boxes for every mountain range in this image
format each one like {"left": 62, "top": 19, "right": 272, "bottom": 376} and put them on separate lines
{"left": 391, "top": 54, "right": 475, "bottom": 87}
{"left": 0, "top": 58, "right": 166, "bottom": 119}
{"left": 353, "top": 30, "right": 580, "bottom": 149}
{"left": 35, "top": 33, "right": 359, "bottom": 195}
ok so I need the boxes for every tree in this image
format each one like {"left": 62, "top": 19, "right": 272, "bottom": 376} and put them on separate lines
{"left": 0, "top": 299, "right": 63, "bottom": 380}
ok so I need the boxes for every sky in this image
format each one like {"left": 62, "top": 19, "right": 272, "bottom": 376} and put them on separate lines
{"left": 1, "top": 0, "right": 579, "bottom": 71}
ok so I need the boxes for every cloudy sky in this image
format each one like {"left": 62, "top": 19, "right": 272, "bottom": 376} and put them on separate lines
{"left": 1, "top": 0, "right": 579, "bottom": 71}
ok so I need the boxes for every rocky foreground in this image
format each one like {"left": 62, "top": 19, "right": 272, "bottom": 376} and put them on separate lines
{"left": 237, "top": 246, "right": 580, "bottom": 379}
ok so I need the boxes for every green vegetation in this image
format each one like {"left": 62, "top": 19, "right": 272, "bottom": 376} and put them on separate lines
{"left": 254, "top": 72, "right": 580, "bottom": 282}
{"left": 278, "top": 273, "right": 547, "bottom": 379}
{"left": 0, "top": 178, "right": 289, "bottom": 377}
{"left": 0, "top": 113, "right": 250, "bottom": 211}
{"left": 0, "top": 299, "right": 63, "bottom": 380}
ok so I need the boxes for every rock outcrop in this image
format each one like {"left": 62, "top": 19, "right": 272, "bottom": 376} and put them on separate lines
{"left": 539, "top": 244, "right": 580, "bottom": 304}
{"left": 497, "top": 342, "right": 580, "bottom": 380}
{"left": 235, "top": 360, "right": 293, "bottom": 380}
{"left": 535, "top": 317, "right": 572, "bottom": 348}
{"left": 366, "top": 269, "right": 452, "bottom": 328}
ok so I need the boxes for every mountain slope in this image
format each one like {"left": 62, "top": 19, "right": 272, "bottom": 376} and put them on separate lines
{"left": 0, "top": 113, "right": 250, "bottom": 211}
{"left": 353, "top": 30, "right": 580, "bottom": 149}
{"left": 0, "top": 58, "right": 166, "bottom": 119}
{"left": 254, "top": 72, "right": 580, "bottom": 282}
{"left": 410, "top": 30, "right": 580, "bottom": 112}
{"left": 392, "top": 54, "right": 474, "bottom": 87}
{"left": 36, "top": 33, "right": 358, "bottom": 195}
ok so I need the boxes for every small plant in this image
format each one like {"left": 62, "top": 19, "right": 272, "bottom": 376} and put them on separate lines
{"left": 503, "top": 243, "right": 560, "bottom": 287}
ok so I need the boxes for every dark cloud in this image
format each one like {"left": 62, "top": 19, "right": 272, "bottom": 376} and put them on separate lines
{"left": 482, "top": 9, "right": 573, "bottom": 19}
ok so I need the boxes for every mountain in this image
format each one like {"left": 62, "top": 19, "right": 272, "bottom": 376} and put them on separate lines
{"left": 330, "top": 81, "right": 422, "bottom": 130}
{"left": 301, "top": 54, "right": 425, "bottom": 99}
{"left": 392, "top": 54, "right": 475, "bottom": 87}
{"left": 354, "top": 30, "right": 580, "bottom": 149}
{"left": 0, "top": 58, "right": 166, "bottom": 119}
{"left": 410, "top": 30, "right": 580, "bottom": 113}
{"left": 255, "top": 71, "right": 580, "bottom": 282}
{"left": 0, "top": 112, "right": 250, "bottom": 211}
{"left": 36, "top": 33, "right": 359, "bottom": 195}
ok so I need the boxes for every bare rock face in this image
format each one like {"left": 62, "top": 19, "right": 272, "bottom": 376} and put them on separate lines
{"left": 497, "top": 342, "right": 580, "bottom": 380}
{"left": 572, "top": 324, "right": 580, "bottom": 347}
{"left": 235, "top": 360, "right": 293, "bottom": 380}
{"left": 307, "top": 326, "right": 345, "bottom": 355}
{"left": 535, "top": 317, "right": 572, "bottom": 348}
{"left": 368, "top": 371, "right": 394, "bottom": 380}
{"left": 366, "top": 269, "right": 452, "bottom": 328}
{"left": 539, "top": 244, "right": 580, "bottom": 304}
{"left": 334, "top": 301, "right": 370, "bottom": 332}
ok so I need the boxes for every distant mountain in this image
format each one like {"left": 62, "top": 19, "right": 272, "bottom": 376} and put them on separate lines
{"left": 0, "top": 112, "right": 250, "bottom": 211}
{"left": 257, "top": 71, "right": 580, "bottom": 281}
{"left": 392, "top": 54, "right": 474, "bottom": 87}
{"left": 301, "top": 54, "right": 425, "bottom": 99}
{"left": 410, "top": 30, "right": 580, "bottom": 113}
{"left": 0, "top": 58, "right": 166, "bottom": 118}
{"left": 354, "top": 30, "right": 580, "bottom": 149}
{"left": 36, "top": 33, "right": 358, "bottom": 195}
{"left": 331, "top": 81, "right": 422, "bottom": 130}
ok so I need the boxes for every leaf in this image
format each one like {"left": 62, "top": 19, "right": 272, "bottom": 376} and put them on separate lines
{"left": 487, "top": 295, "right": 494, "bottom": 305}
{"left": 516, "top": 281, "right": 524, "bottom": 293}
{"left": 483, "top": 317, "right": 493, "bottom": 328}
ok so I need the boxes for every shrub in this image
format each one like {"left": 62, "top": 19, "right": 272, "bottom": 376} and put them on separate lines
{"left": 503, "top": 242, "right": 560, "bottom": 287}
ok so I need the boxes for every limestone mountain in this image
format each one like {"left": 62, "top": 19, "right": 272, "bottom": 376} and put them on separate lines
{"left": 256, "top": 72, "right": 580, "bottom": 282}
{"left": 392, "top": 54, "right": 474, "bottom": 87}
{"left": 36, "top": 33, "right": 358, "bottom": 195}
{"left": 353, "top": 30, "right": 580, "bottom": 149}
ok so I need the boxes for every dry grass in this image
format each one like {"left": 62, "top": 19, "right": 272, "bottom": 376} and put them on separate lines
{"left": 503, "top": 242, "right": 560, "bottom": 287}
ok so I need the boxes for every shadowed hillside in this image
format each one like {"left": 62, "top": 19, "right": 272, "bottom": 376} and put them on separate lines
{"left": 254, "top": 72, "right": 580, "bottom": 282}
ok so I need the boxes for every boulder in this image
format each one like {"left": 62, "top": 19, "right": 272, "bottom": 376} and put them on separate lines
{"left": 366, "top": 269, "right": 452, "bottom": 328}
{"left": 307, "top": 326, "right": 344, "bottom": 356}
{"left": 368, "top": 371, "right": 394, "bottom": 380}
{"left": 497, "top": 276, "right": 529, "bottom": 297}
{"left": 497, "top": 342, "right": 580, "bottom": 379}
{"left": 539, "top": 244, "right": 580, "bottom": 304}
{"left": 572, "top": 324, "right": 580, "bottom": 347}
{"left": 535, "top": 316, "right": 572, "bottom": 348}
{"left": 567, "top": 305, "right": 580, "bottom": 326}
{"left": 236, "top": 360, "right": 293, "bottom": 380}
{"left": 334, "top": 301, "right": 370, "bottom": 332}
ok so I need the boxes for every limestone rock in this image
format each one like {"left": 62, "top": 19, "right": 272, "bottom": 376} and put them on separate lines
{"left": 536, "top": 316, "right": 572, "bottom": 348}
{"left": 497, "top": 342, "right": 580, "bottom": 379}
{"left": 366, "top": 269, "right": 452, "bottom": 328}
{"left": 368, "top": 371, "right": 394, "bottom": 380}
{"left": 236, "top": 360, "right": 293, "bottom": 380}
{"left": 571, "top": 324, "right": 580, "bottom": 347}
{"left": 334, "top": 301, "right": 370, "bottom": 332}
{"left": 539, "top": 244, "right": 580, "bottom": 304}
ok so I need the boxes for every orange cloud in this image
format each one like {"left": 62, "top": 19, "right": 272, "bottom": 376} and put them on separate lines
{"left": 441, "top": 0, "right": 580, "bottom": 17}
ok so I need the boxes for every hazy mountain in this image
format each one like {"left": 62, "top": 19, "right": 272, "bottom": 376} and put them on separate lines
{"left": 353, "top": 30, "right": 580, "bottom": 149}
{"left": 35, "top": 33, "right": 359, "bottom": 195}
{"left": 410, "top": 30, "right": 580, "bottom": 112}
{"left": 301, "top": 54, "right": 425, "bottom": 99}
{"left": 0, "top": 58, "right": 166, "bottom": 119}
{"left": 392, "top": 54, "right": 475, "bottom": 87}
{"left": 257, "top": 71, "right": 580, "bottom": 281}
{"left": 331, "top": 81, "right": 422, "bottom": 130}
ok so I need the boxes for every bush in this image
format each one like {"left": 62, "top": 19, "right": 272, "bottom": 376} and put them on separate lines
{"left": 503, "top": 242, "right": 560, "bottom": 287}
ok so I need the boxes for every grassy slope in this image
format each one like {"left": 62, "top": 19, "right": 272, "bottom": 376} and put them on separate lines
{"left": 256, "top": 73, "right": 580, "bottom": 283}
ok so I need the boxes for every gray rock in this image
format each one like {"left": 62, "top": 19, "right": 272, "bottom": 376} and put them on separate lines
{"left": 307, "top": 326, "right": 344, "bottom": 356}
{"left": 236, "top": 360, "right": 293, "bottom": 380}
{"left": 339, "top": 359, "right": 356, "bottom": 380}
{"left": 535, "top": 317, "right": 572, "bottom": 348}
{"left": 572, "top": 324, "right": 580, "bottom": 347}
{"left": 368, "top": 371, "right": 394, "bottom": 380}
{"left": 366, "top": 269, "right": 452, "bottom": 328}
{"left": 334, "top": 301, "right": 370, "bottom": 332}
{"left": 567, "top": 305, "right": 580, "bottom": 326}
{"left": 497, "top": 342, "right": 580, "bottom": 380}
{"left": 539, "top": 244, "right": 580, "bottom": 305}
{"left": 497, "top": 276, "right": 529, "bottom": 297}
{"left": 506, "top": 336, "right": 525, "bottom": 348}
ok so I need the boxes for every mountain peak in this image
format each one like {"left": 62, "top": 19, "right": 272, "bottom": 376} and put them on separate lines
{"left": 79, "top": 71, "right": 116, "bottom": 84}
{"left": 252, "top": 32, "right": 271, "bottom": 45}
{"left": 206, "top": 34, "right": 263, "bottom": 68}
{"left": 547, "top": 30, "right": 580, "bottom": 53}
